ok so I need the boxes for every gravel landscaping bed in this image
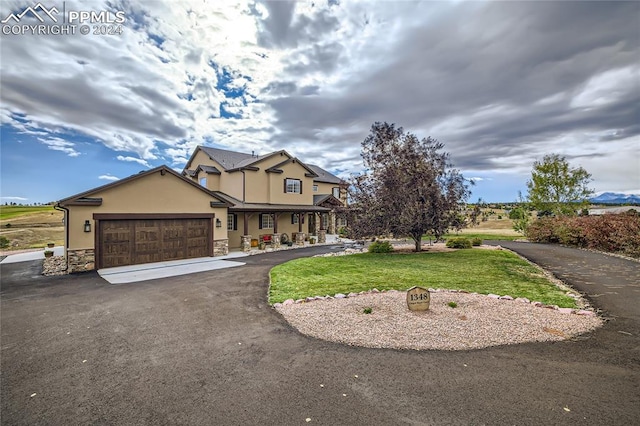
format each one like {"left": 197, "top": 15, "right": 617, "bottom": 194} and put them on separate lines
{"left": 275, "top": 290, "right": 602, "bottom": 351}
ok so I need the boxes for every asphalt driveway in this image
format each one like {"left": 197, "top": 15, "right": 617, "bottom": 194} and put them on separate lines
{"left": 1, "top": 243, "right": 639, "bottom": 425}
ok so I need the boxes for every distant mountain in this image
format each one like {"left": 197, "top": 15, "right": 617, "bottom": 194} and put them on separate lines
{"left": 590, "top": 192, "right": 640, "bottom": 205}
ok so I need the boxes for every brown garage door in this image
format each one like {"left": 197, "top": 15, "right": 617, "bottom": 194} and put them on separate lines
{"left": 98, "top": 218, "right": 212, "bottom": 268}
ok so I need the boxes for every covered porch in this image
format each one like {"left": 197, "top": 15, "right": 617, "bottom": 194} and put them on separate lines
{"left": 227, "top": 204, "right": 332, "bottom": 251}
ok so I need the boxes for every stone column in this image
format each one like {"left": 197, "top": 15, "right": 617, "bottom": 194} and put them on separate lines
{"left": 318, "top": 229, "right": 326, "bottom": 243}
{"left": 329, "top": 211, "right": 336, "bottom": 234}
{"left": 295, "top": 232, "right": 306, "bottom": 246}
{"left": 314, "top": 213, "right": 320, "bottom": 236}
{"left": 213, "top": 239, "right": 229, "bottom": 256}
{"left": 272, "top": 233, "right": 281, "bottom": 249}
{"left": 241, "top": 235, "right": 252, "bottom": 252}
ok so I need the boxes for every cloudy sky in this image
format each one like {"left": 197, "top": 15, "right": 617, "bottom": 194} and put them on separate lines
{"left": 1, "top": 0, "right": 638, "bottom": 203}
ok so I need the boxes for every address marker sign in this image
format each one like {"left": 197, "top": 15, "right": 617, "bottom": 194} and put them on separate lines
{"left": 406, "top": 286, "right": 430, "bottom": 311}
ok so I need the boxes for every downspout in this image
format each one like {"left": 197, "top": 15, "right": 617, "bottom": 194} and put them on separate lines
{"left": 53, "top": 203, "right": 69, "bottom": 271}
{"left": 240, "top": 170, "right": 246, "bottom": 202}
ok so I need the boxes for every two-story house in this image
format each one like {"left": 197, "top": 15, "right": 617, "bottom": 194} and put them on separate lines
{"left": 182, "top": 146, "right": 348, "bottom": 251}
{"left": 56, "top": 146, "right": 347, "bottom": 273}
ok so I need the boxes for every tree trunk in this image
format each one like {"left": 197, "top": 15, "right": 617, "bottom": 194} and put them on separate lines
{"left": 411, "top": 232, "right": 423, "bottom": 252}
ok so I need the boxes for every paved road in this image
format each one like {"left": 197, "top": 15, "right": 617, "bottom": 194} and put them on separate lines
{"left": 1, "top": 243, "right": 639, "bottom": 425}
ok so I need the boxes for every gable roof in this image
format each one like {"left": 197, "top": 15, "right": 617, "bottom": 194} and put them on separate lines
{"left": 57, "top": 165, "right": 232, "bottom": 207}
{"left": 265, "top": 157, "right": 318, "bottom": 177}
{"left": 186, "top": 145, "right": 293, "bottom": 172}
{"left": 307, "top": 164, "right": 346, "bottom": 184}
{"left": 313, "top": 194, "right": 344, "bottom": 207}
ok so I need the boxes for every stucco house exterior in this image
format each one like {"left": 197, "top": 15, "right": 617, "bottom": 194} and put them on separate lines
{"left": 57, "top": 146, "right": 347, "bottom": 272}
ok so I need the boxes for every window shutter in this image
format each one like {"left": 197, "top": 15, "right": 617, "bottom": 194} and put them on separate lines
{"left": 291, "top": 214, "right": 295, "bottom": 224}
{"left": 300, "top": 180, "right": 303, "bottom": 194}
{"left": 233, "top": 214, "right": 238, "bottom": 231}
{"left": 258, "top": 213, "right": 263, "bottom": 229}
{"left": 284, "top": 179, "right": 287, "bottom": 193}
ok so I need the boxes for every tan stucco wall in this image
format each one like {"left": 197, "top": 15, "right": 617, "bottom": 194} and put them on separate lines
{"left": 65, "top": 170, "right": 228, "bottom": 250}
{"left": 196, "top": 170, "right": 220, "bottom": 191}
{"left": 268, "top": 161, "right": 314, "bottom": 205}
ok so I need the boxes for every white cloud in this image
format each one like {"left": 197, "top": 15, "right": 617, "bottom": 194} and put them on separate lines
{"left": 37, "top": 136, "right": 80, "bottom": 157}
{"left": 1, "top": 196, "right": 28, "bottom": 201}
{"left": 116, "top": 155, "right": 151, "bottom": 168}
{"left": 98, "top": 174, "right": 120, "bottom": 181}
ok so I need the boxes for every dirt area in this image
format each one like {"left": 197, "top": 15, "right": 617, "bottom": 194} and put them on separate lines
{"left": 0, "top": 210, "right": 64, "bottom": 250}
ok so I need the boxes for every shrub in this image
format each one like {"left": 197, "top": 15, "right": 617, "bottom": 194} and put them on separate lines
{"left": 447, "top": 301, "right": 458, "bottom": 308}
{"left": 0, "top": 236, "right": 9, "bottom": 249}
{"left": 445, "top": 237, "right": 472, "bottom": 249}
{"left": 368, "top": 240, "right": 394, "bottom": 253}
{"left": 526, "top": 212, "right": 640, "bottom": 258}
{"left": 363, "top": 307, "right": 373, "bottom": 314}
{"left": 471, "top": 238, "right": 482, "bottom": 246}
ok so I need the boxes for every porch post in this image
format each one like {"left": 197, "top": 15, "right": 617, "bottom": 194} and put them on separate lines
{"left": 241, "top": 212, "right": 251, "bottom": 252}
{"left": 272, "top": 213, "right": 280, "bottom": 248}
{"left": 295, "top": 212, "right": 305, "bottom": 246}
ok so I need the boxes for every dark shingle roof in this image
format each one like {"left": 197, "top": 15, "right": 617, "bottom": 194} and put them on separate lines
{"left": 199, "top": 146, "right": 256, "bottom": 170}
{"left": 307, "top": 164, "right": 345, "bottom": 184}
{"left": 197, "top": 165, "right": 221, "bottom": 174}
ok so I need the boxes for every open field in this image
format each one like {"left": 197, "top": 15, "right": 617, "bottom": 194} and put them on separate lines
{"left": 0, "top": 206, "right": 64, "bottom": 250}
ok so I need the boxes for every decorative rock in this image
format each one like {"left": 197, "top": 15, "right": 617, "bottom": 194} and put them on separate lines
{"left": 347, "top": 293, "right": 359, "bottom": 298}
{"left": 487, "top": 294, "right": 500, "bottom": 299}
{"left": 273, "top": 303, "right": 283, "bottom": 309}
{"left": 406, "top": 286, "right": 430, "bottom": 311}
{"left": 557, "top": 308, "right": 574, "bottom": 314}
{"left": 334, "top": 293, "right": 346, "bottom": 299}
{"left": 295, "top": 299, "right": 304, "bottom": 304}
{"left": 515, "top": 297, "right": 530, "bottom": 304}
{"left": 576, "top": 310, "right": 595, "bottom": 316}
{"left": 544, "top": 305, "right": 559, "bottom": 310}
{"left": 306, "top": 297, "right": 316, "bottom": 302}
{"left": 371, "top": 288, "right": 380, "bottom": 293}
{"left": 283, "top": 299, "right": 295, "bottom": 306}
{"left": 499, "top": 295, "right": 514, "bottom": 300}
{"left": 531, "top": 301, "right": 544, "bottom": 307}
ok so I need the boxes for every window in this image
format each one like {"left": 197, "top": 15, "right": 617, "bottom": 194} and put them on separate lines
{"left": 199, "top": 177, "right": 207, "bottom": 187}
{"left": 261, "top": 214, "right": 274, "bottom": 229}
{"left": 227, "top": 214, "right": 235, "bottom": 231}
{"left": 285, "top": 178, "right": 302, "bottom": 194}
{"left": 337, "top": 217, "right": 347, "bottom": 228}
{"left": 313, "top": 184, "right": 318, "bottom": 192}
{"left": 332, "top": 187, "right": 340, "bottom": 198}
{"left": 291, "top": 213, "right": 299, "bottom": 224}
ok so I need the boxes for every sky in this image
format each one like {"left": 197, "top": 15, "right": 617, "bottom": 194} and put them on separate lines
{"left": 1, "top": 0, "right": 638, "bottom": 204}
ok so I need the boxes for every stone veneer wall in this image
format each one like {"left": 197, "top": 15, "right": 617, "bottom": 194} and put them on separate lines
{"left": 213, "top": 239, "right": 229, "bottom": 256}
{"left": 67, "top": 249, "right": 95, "bottom": 273}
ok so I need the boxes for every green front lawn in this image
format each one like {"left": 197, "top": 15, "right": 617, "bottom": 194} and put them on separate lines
{"left": 269, "top": 249, "right": 576, "bottom": 307}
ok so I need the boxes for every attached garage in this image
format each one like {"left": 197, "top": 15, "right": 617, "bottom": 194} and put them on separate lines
{"left": 57, "top": 166, "right": 231, "bottom": 273}
{"left": 96, "top": 215, "right": 214, "bottom": 268}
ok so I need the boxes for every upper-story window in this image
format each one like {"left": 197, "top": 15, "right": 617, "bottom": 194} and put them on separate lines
{"left": 285, "top": 178, "right": 302, "bottom": 194}
{"left": 227, "top": 214, "right": 235, "bottom": 231}
{"left": 332, "top": 187, "right": 340, "bottom": 198}
{"left": 313, "top": 184, "right": 318, "bottom": 192}
{"left": 199, "top": 177, "right": 207, "bottom": 187}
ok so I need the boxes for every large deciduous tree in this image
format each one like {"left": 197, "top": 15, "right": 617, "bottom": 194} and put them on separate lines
{"left": 348, "top": 122, "right": 470, "bottom": 252}
{"left": 526, "top": 154, "right": 594, "bottom": 216}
